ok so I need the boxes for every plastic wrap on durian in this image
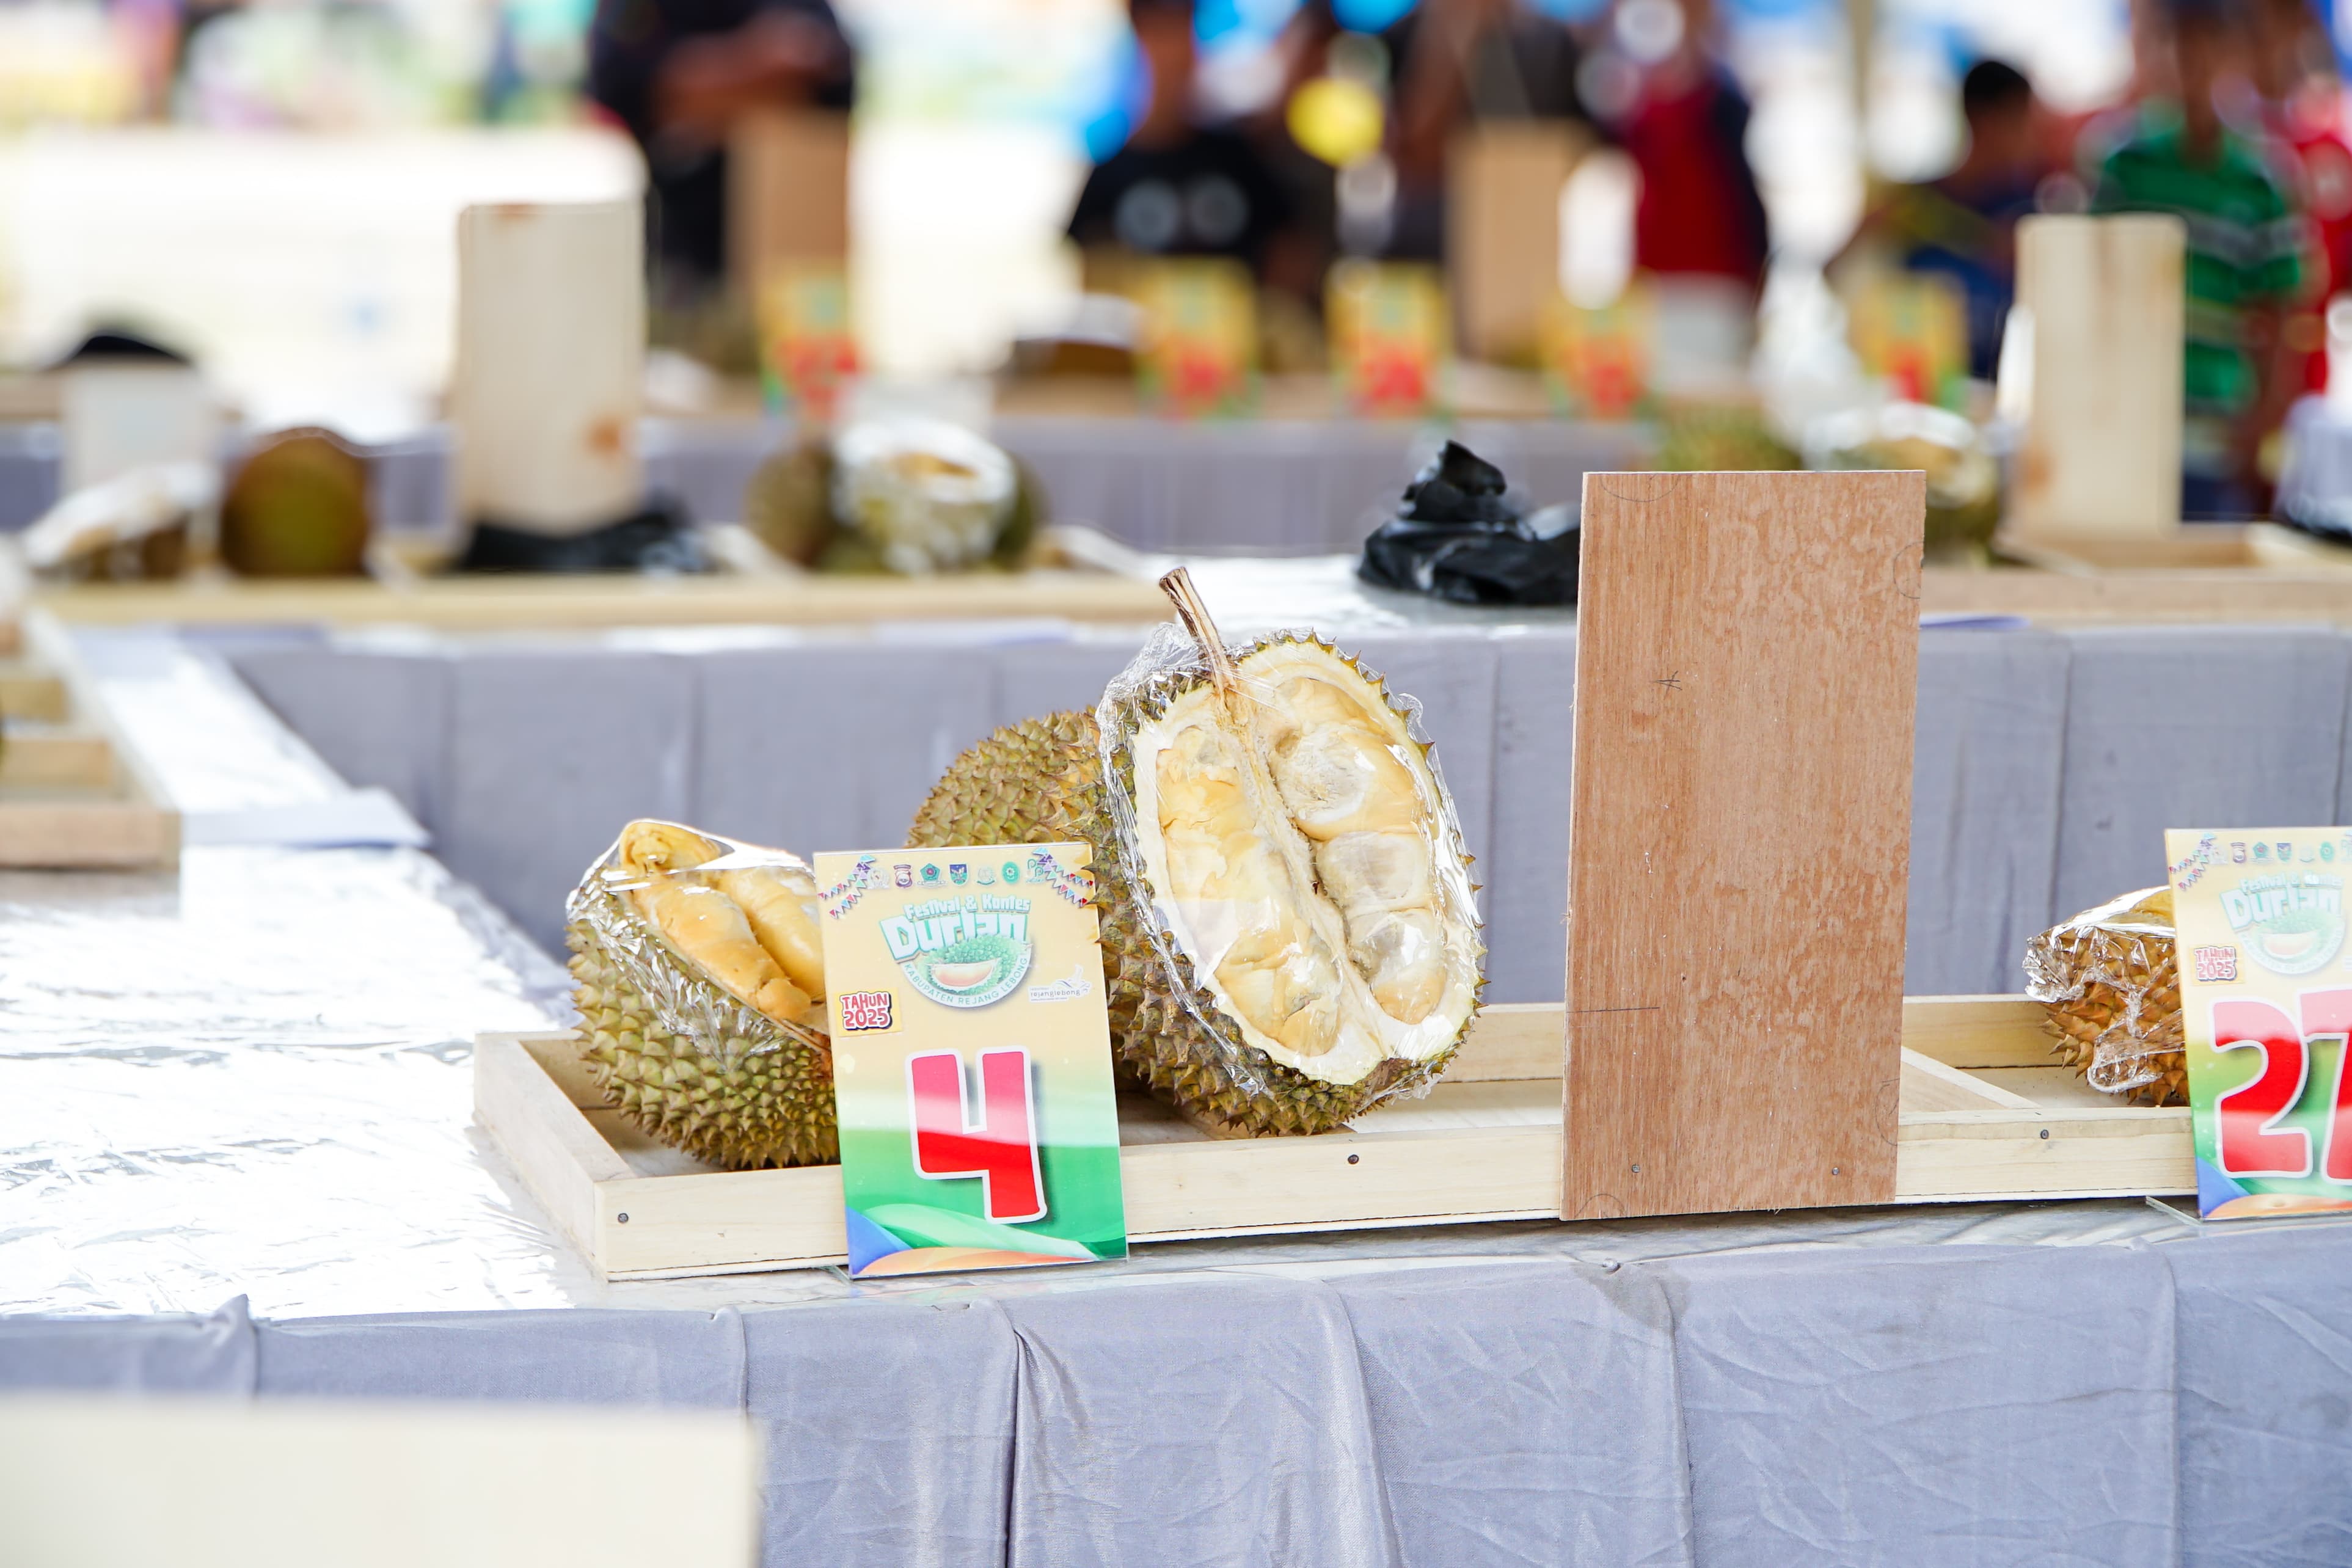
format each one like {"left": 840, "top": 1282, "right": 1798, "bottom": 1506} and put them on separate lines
{"left": 2022, "top": 886, "right": 2186, "bottom": 1106}
{"left": 1094, "top": 620, "right": 1485, "bottom": 1134}
{"left": 564, "top": 821, "right": 837, "bottom": 1169}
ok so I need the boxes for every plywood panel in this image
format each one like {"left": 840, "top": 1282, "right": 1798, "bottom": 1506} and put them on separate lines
{"left": 2007, "top": 214, "right": 2184, "bottom": 537}
{"left": 1448, "top": 121, "right": 1586, "bottom": 362}
{"left": 1562, "top": 470, "right": 1924, "bottom": 1218}
{"left": 728, "top": 109, "right": 850, "bottom": 299}
{"left": 452, "top": 200, "right": 644, "bottom": 534}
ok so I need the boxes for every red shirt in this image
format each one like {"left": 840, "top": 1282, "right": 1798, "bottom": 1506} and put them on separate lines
{"left": 2270, "top": 87, "right": 2352, "bottom": 391}
{"left": 1624, "top": 70, "right": 1770, "bottom": 289}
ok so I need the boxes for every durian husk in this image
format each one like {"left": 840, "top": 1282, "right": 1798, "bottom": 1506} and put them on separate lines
{"left": 910, "top": 634, "right": 1483, "bottom": 1137}
{"left": 2022, "top": 886, "right": 2186, "bottom": 1107}
{"left": 563, "top": 860, "right": 836, "bottom": 1171}
{"left": 219, "top": 427, "right": 371, "bottom": 578}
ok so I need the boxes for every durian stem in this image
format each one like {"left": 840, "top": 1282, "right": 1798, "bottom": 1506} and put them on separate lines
{"left": 1159, "top": 567, "right": 1240, "bottom": 701}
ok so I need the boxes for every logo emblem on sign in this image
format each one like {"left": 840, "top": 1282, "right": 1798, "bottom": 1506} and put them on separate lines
{"left": 2222, "top": 873, "right": 2347, "bottom": 977}
{"left": 882, "top": 895, "right": 1035, "bottom": 1008}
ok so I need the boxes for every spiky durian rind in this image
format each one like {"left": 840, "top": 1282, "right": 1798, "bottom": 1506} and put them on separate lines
{"left": 2024, "top": 886, "right": 2186, "bottom": 1108}
{"left": 563, "top": 880, "right": 838, "bottom": 1170}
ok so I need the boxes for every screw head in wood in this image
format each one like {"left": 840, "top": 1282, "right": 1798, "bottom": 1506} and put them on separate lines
{"left": 1347, "top": 1154, "right": 1360, "bottom": 1164}
{"left": 2040, "top": 1129, "right": 2050, "bottom": 1140}
{"left": 618, "top": 1212, "right": 630, "bottom": 1223}
{"left": 1631, "top": 1163, "right": 1641, "bottom": 1174}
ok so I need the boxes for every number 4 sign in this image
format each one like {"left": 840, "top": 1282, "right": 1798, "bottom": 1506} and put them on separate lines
{"left": 908, "top": 1049, "right": 1045, "bottom": 1223}
{"left": 817, "top": 844, "right": 1128, "bottom": 1276}
{"left": 2168, "top": 828, "right": 2352, "bottom": 1220}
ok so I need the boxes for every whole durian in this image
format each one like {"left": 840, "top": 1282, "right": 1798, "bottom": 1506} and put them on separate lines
{"left": 911, "top": 571, "right": 1485, "bottom": 1136}
{"left": 564, "top": 820, "right": 838, "bottom": 1169}
{"left": 221, "top": 428, "right": 371, "bottom": 577}
{"left": 2023, "top": 886, "right": 2186, "bottom": 1107}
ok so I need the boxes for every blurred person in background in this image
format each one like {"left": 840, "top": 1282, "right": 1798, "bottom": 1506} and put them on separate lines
{"left": 1616, "top": 0, "right": 1768, "bottom": 296}
{"left": 2092, "top": 0, "right": 2307, "bottom": 517}
{"left": 1836, "top": 60, "right": 2050, "bottom": 379}
{"left": 586, "top": 0, "right": 854, "bottom": 294}
{"left": 1279, "top": 0, "right": 1590, "bottom": 263}
{"left": 2254, "top": 0, "right": 2345, "bottom": 393}
{"left": 1068, "top": 0, "right": 1310, "bottom": 293}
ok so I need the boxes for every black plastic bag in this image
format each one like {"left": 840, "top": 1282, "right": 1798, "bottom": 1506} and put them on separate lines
{"left": 455, "top": 497, "right": 707, "bottom": 574}
{"left": 1356, "top": 442, "right": 1578, "bottom": 606}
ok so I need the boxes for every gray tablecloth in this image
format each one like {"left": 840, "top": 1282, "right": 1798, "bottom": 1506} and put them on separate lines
{"left": 227, "top": 617, "right": 2349, "bottom": 1003}
{"left": 0, "top": 416, "right": 1645, "bottom": 553}
{"left": 8, "top": 1227, "right": 2351, "bottom": 1567}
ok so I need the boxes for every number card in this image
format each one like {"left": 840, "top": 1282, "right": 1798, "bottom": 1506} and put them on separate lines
{"left": 2168, "top": 828, "right": 2352, "bottom": 1220}
{"left": 1541, "top": 286, "right": 1652, "bottom": 421}
{"left": 1134, "top": 258, "right": 1259, "bottom": 419}
{"left": 815, "top": 844, "right": 1127, "bottom": 1276}
{"left": 758, "top": 262, "right": 858, "bottom": 422}
{"left": 1328, "top": 259, "right": 1449, "bottom": 419}
{"left": 1847, "top": 272, "right": 1968, "bottom": 412}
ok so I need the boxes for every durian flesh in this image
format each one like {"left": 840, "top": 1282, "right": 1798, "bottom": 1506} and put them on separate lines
{"left": 1127, "top": 640, "right": 1481, "bottom": 1095}
{"left": 612, "top": 819, "right": 828, "bottom": 1033}
{"left": 564, "top": 820, "right": 837, "bottom": 1169}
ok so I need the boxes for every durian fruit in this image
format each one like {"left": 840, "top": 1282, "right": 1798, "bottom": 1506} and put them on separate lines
{"left": 564, "top": 820, "right": 837, "bottom": 1169}
{"left": 2023, "top": 886, "right": 2186, "bottom": 1106}
{"left": 740, "top": 424, "right": 1045, "bottom": 575}
{"left": 910, "top": 710, "right": 1150, "bottom": 1050}
{"left": 220, "top": 428, "right": 371, "bottom": 577}
{"left": 911, "top": 569, "right": 1484, "bottom": 1136}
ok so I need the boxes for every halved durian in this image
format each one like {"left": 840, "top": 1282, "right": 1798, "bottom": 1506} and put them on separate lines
{"left": 911, "top": 570, "right": 1483, "bottom": 1135}
{"left": 565, "top": 820, "right": 836, "bottom": 1169}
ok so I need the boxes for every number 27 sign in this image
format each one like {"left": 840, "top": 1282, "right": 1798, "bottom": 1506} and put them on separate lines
{"left": 2169, "top": 828, "right": 2352, "bottom": 1220}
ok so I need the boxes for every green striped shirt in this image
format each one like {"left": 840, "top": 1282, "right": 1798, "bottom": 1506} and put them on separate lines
{"left": 2092, "top": 111, "right": 2303, "bottom": 469}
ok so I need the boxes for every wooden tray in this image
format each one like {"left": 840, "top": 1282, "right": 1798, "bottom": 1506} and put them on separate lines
{"left": 20, "top": 524, "right": 1174, "bottom": 633}
{"left": 1920, "top": 523, "right": 2352, "bottom": 624}
{"left": 475, "top": 995, "right": 2191, "bottom": 1281}
{"left": 0, "top": 612, "right": 178, "bottom": 869}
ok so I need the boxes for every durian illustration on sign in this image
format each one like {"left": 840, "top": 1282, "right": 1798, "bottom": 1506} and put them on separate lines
{"left": 911, "top": 568, "right": 1485, "bottom": 1136}
{"left": 566, "top": 820, "right": 838, "bottom": 1169}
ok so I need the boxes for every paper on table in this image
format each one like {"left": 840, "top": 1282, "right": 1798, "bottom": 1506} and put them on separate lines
{"left": 183, "top": 787, "right": 429, "bottom": 850}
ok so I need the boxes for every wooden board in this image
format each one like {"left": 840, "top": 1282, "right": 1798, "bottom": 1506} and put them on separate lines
{"left": 0, "top": 1396, "right": 758, "bottom": 1568}
{"left": 2007, "top": 214, "right": 2185, "bottom": 538}
{"left": 453, "top": 200, "right": 644, "bottom": 534}
{"left": 30, "top": 566, "right": 1174, "bottom": 630}
{"left": 729, "top": 109, "right": 850, "bottom": 301}
{"left": 1918, "top": 523, "right": 2352, "bottom": 624}
{"left": 0, "top": 611, "right": 179, "bottom": 870}
{"left": 473, "top": 996, "right": 2192, "bottom": 1280}
{"left": 1564, "top": 470, "right": 1924, "bottom": 1219}
{"left": 1448, "top": 121, "right": 1587, "bottom": 362}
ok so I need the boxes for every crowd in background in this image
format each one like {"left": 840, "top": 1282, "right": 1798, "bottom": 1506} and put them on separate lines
{"left": 10, "top": 0, "right": 2352, "bottom": 517}
{"left": 993, "top": 0, "right": 2348, "bottom": 515}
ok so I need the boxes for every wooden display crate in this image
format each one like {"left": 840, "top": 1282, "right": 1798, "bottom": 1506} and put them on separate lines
{"left": 474, "top": 996, "right": 2191, "bottom": 1282}
{"left": 0, "top": 613, "right": 178, "bottom": 869}
{"left": 13, "top": 523, "right": 1172, "bottom": 633}
{"left": 1921, "top": 523, "right": 2352, "bottom": 624}
{"left": 29, "top": 566, "right": 1171, "bottom": 633}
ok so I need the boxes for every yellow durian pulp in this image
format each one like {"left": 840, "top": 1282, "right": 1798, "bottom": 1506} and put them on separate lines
{"left": 565, "top": 820, "right": 839, "bottom": 1169}
{"left": 1130, "top": 641, "right": 1481, "bottom": 1094}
